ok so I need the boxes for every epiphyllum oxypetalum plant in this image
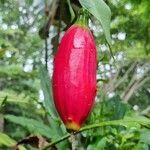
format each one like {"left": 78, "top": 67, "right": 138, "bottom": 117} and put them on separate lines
{"left": 52, "top": 9, "right": 97, "bottom": 131}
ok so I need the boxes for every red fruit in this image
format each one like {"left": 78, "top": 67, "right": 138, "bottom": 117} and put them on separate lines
{"left": 52, "top": 10, "right": 97, "bottom": 131}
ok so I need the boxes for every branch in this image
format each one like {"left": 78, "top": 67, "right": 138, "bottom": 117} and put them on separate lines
{"left": 103, "top": 61, "right": 137, "bottom": 93}
{"left": 121, "top": 75, "right": 137, "bottom": 101}
{"left": 45, "top": 0, "right": 59, "bottom": 32}
{"left": 114, "top": 62, "right": 137, "bottom": 90}
{"left": 121, "top": 63, "right": 150, "bottom": 102}
{"left": 39, "top": 0, "right": 59, "bottom": 39}
{"left": 122, "top": 76, "right": 150, "bottom": 103}
{"left": 141, "top": 106, "right": 150, "bottom": 115}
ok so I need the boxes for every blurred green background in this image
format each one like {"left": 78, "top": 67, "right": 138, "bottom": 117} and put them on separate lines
{"left": 0, "top": 0, "right": 149, "bottom": 149}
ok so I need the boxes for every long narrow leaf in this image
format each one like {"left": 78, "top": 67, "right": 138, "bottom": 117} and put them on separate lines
{"left": 39, "top": 65, "right": 65, "bottom": 142}
{"left": 5, "top": 115, "right": 59, "bottom": 139}
{"left": 0, "top": 132, "right": 26, "bottom": 150}
{"left": 0, "top": 132, "right": 16, "bottom": 147}
{"left": 39, "top": 65, "right": 58, "bottom": 120}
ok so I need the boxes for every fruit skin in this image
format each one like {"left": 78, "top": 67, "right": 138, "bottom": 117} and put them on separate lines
{"left": 52, "top": 24, "right": 97, "bottom": 131}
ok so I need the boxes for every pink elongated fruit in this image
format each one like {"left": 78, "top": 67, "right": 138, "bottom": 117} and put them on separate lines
{"left": 52, "top": 10, "right": 97, "bottom": 131}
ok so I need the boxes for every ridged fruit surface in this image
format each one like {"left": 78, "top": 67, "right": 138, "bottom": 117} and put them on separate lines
{"left": 52, "top": 24, "right": 96, "bottom": 131}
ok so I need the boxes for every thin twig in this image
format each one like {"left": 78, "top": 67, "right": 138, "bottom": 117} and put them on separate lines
{"left": 114, "top": 61, "right": 137, "bottom": 89}
{"left": 141, "top": 106, "right": 150, "bottom": 116}
{"left": 123, "top": 76, "right": 150, "bottom": 102}
{"left": 107, "top": 42, "right": 117, "bottom": 69}
{"left": 121, "top": 63, "right": 150, "bottom": 102}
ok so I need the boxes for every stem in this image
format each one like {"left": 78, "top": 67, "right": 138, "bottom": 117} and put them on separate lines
{"left": 42, "top": 122, "right": 113, "bottom": 150}
{"left": 69, "top": 133, "right": 76, "bottom": 150}
{"left": 57, "top": 0, "right": 62, "bottom": 47}
{"left": 42, "top": 118, "right": 149, "bottom": 150}
{"left": 42, "top": 133, "right": 70, "bottom": 150}
{"left": 75, "top": 8, "right": 89, "bottom": 27}
{"left": 45, "top": 39, "right": 48, "bottom": 70}
{"left": 107, "top": 41, "right": 116, "bottom": 67}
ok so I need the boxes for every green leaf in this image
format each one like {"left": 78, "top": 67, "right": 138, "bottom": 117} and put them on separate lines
{"left": 0, "top": 96, "right": 7, "bottom": 111}
{"left": 99, "top": 96, "right": 126, "bottom": 122}
{"left": 107, "top": 96, "right": 126, "bottom": 120}
{"left": 0, "top": 90, "right": 31, "bottom": 105}
{"left": 0, "top": 132, "right": 16, "bottom": 147}
{"left": 79, "top": 0, "right": 111, "bottom": 45}
{"left": 67, "top": 0, "right": 75, "bottom": 22}
{"left": 39, "top": 65, "right": 58, "bottom": 120}
{"left": 0, "top": 132, "right": 26, "bottom": 150}
{"left": 39, "top": 65, "right": 66, "bottom": 144}
{"left": 25, "top": 0, "right": 33, "bottom": 5}
{"left": 87, "top": 137, "right": 107, "bottom": 150}
{"left": 140, "top": 129, "right": 150, "bottom": 145}
{"left": 132, "top": 143, "right": 149, "bottom": 150}
{"left": 5, "top": 115, "right": 58, "bottom": 139}
{"left": 0, "top": 0, "right": 5, "bottom": 4}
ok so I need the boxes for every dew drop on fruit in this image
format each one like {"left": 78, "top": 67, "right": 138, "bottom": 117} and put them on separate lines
{"left": 68, "top": 117, "right": 72, "bottom": 122}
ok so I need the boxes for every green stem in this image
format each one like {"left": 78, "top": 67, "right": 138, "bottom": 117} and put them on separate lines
{"left": 42, "top": 118, "right": 148, "bottom": 150}
{"left": 42, "top": 133, "right": 70, "bottom": 150}
{"left": 75, "top": 8, "right": 89, "bottom": 27}
{"left": 42, "top": 117, "right": 150, "bottom": 150}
